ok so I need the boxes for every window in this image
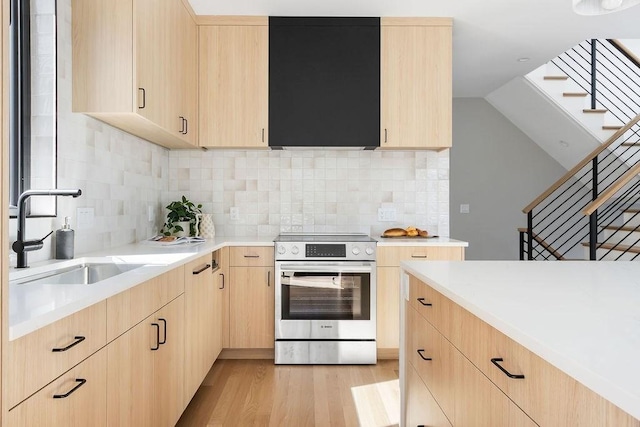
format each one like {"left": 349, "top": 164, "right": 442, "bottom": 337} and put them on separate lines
{"left": 9, "top": 0, "right": 57, "bottom": 217}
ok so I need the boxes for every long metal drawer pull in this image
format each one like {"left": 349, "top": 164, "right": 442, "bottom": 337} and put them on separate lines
{"left": 219, "top": 272, "right": 225, "bottom": 289}
{"left": 244, "top": 254, "right": 260, "bottom": 258}
{"left": 416, "top": 297, "right": 432, "bottom": 307}
{"left": 138, "top": 88, "right": 146, "bottom": 109}
{"left": 411, "top": 254, "right": 427, "bottom": 258}
{"left": 52, "top": 336, "right": 85, "bottom": 352}
{"left": 193, "top": 263, "right": 211, "bottom": 275}
{"left": 53, "top": 379, "right": 86, "bottom": 399}
{"left": 151, "top": 323, "right": 160, "bottom": 351}
{"left": 416, "top": 349, "right": 432, "bottom": 361}
{"left": 158, "top": 318, "right": 167, "bottom": 345}
{"left": 491, "top": 358, "right": 525, "bottom": 379}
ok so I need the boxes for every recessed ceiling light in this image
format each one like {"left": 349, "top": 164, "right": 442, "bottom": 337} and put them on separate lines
{"left": 517, "top": 57, "right": 530, "bottom": 62}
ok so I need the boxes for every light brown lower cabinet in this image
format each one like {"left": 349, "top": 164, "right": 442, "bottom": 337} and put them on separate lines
{"left": 6, "top": 349, "right": 107, "bottom": 427}
{"left": 107, "top": 295, "right": 184, "bottom": 427}
{"left": 403, "top": 274, "right": 640, "bottom": 427}
{"left": 229, "top": 265, "right": 274, "bottom": 348}
{"left": 406, "top": 361, "right": 451, "bottom": 427}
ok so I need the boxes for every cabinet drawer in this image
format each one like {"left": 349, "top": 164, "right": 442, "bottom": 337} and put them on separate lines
{"left": 459, "top": 309, "right": 640, "bottom": 427}
{"left": 377, "top": 246, "right": 463, "bottom": 266}
{"left": 6, "top": 348, "right": 107, "bottom": 426}
{"left": 229, "top": 246, "right": 274, "bottom": 267}
{"left": 5, "top": 301, "right": 107, "bottom": 409}
{"left": 408, "top": 275, "right": 454, "bottom": 338}
{"left": 406, "top": 361, "right": 452, "bottom": 427}
{"left": 106, "top": 266, "right": 184, "bottom": 341}
{"left": 407, "top": 304, "right": 454, "bottom": 418}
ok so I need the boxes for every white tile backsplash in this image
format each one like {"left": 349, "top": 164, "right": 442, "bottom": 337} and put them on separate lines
{"left": 165, "top": 149, "right": 450, "bottom": 238}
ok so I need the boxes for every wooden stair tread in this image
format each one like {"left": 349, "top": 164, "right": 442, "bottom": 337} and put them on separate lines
{"left": 583, "top": 108, "right": 608, "bottom": 113}
{"left": 602, "top": 225, "right": 640, "bottom": 232}
{"left": 625, "top": 208, "right": 640, "bottom": 213}
{"left": 621, "top": 142, "right": 640, "bottom": 147}
{"left": 563, "top": 92, "right": 588, "bottom": 97}
{"left": 603, "top": 125, "right": 624, "bottom": 130}
{"left": 544, "top": 75, "right": 569, "bottom": 80}
{"left": 581, "top": 242, "right": 640, "bottom": 253}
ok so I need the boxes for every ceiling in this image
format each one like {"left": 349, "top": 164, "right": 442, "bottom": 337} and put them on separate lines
{"left": 187, "top": 0, "right": 640, "bottom": 97}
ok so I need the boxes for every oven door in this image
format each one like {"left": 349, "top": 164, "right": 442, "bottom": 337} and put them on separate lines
{"left": 275, "top": 261, "right": 376, "bottom": 340}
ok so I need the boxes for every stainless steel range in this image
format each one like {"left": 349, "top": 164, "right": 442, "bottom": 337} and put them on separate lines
{"left": 274, "top": 233, "right": 377, "bottom": 364}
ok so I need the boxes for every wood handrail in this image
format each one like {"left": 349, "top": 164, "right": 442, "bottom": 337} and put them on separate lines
{"left": 517, "top": 228, "right": 565, "bottom": 260}
{"left": 523, "top": 114, "right": 640, "bottom": 214}
{"left": 582, "top": 162, "right": 640, "bottom": 215}
{"left": 608, "top": 39, "right": 640, "bottom": 71}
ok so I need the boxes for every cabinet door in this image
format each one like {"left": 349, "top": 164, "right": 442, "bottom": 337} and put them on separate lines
{"left": 230, "top": 266, "right": 274, "bottom": 348}
{"left": 7, "top": 349, "right": 107, "bottom": 427}
{"left": 153, "top": 296, "right": 185, "bottom": 427}
{"left": 217, "top": 247, "right": 231, "bottom": 348}
{"left": 380, "top": 20, "right": 452, "bottom": 149}
{"left": 377, "top": 266, "right": 400, "bottom": 350}
{"left": 135, "top": 0, "right": 173, "bottom": 129}
{"left": 184, "top": 256, "right": 215, "bottom": 400}
{"left": 106, "top": 312, "right": 155, "bottom": 426}
{"left": 199, "top": 23, "right": 269, "bottom": 148}
{"left": 176, "top": 1, "right": 197, "bottom": 144}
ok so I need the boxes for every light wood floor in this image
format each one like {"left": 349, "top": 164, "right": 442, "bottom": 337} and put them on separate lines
{"left": 176, "top": 359, "right": 400, "bottom": 427}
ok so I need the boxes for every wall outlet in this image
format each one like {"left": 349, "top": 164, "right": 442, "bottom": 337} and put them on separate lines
{"left": 460, "top": 204, "right": 470, "bottom": 214}
{"left": 378, "top": 207, "right": 397, "bottom": 222}
{"left": 230, "top": 206, "right": 240, "bottom": 221}
{"left": 76, "top": 207, "right": 95, "bottom": 229}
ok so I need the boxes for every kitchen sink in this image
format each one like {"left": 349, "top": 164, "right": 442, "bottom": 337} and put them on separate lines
{"left": 10, "top": 262, "right": 147, "bottom": 286}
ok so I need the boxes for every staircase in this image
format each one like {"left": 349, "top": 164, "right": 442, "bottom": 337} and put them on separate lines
{"left": 519, "top": 39, "right": 640, "bottom": 261}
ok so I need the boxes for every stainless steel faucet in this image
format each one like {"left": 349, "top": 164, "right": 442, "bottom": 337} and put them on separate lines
{"left": 12, "top": 189, "right": 83, "bottom": 268}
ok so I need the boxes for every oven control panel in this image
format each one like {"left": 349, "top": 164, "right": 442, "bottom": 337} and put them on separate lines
{"left": 275, "top": 242, "right": 377, "bottom": 261}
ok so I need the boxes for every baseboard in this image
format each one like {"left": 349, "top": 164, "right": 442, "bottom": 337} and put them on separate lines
{"left": 377, "top": 348, "right": 399, "bottom": 359}
{"left": 219, "top": 348, "right": 275, "bottom": 359}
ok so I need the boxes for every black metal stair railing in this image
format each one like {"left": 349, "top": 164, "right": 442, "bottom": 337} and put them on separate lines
{"left": 520, "top": 39, "right": 640, "bottom": 260}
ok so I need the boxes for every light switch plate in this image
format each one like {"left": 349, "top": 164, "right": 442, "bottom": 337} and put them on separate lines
{"left": 460, "top": 204, "right": 470, "bottom": 214}
{"left": 230, "top": 207, "right": 240, "bottom": 221}
{"left": 76, "top": 207, "right": 95, "bottom": 229}
{"left": 378, "top": 207, "right": 397, "bottom": 222}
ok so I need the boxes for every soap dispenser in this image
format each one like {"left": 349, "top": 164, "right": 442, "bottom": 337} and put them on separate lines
{"left": 55, "top": 216, "right": 74, "bottom": 259}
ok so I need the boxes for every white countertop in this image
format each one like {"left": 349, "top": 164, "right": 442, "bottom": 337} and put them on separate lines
{"left": 375, "top": 236, "right": 468, "bottom": 247}
{"left": 400, "top": 260, "right": 640, "bottom": 421}
{"left": 8, "top": 236, "right": 275, "bottom": 340}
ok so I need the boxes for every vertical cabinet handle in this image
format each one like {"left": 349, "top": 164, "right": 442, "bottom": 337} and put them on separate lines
{"left": 384, "top": 128, "right": 388, "bottom": 143}
{"left": 179, "top": 116, "right": 185, "bottom": 134}
{"left": 262, "top": 128, "right": 265, "bottom": 143}
{"left": 53, "top": 378, "right": 87, "bottom": 399}
{"left": 184, "top": 118, "right": 188, "bottom": 135}
{"left": 267, "top": 270, "right": 271, "bottom": 287}
{"left": 416, "top": 349, "right": 432, "bottom": 361}
{"left": 416, "top": 297, "right": 432, "bottom": 307}
{"left": 158, "top": 318, "right": 167, "bottom": 345}
{"left": 491, "top": 358, "right": 525, "bottom": 379}
{"left": 138, "top": 87, "right": 146, "bottom": 109}
{"left": 151, "top": 323, "right": 160, "bottom": 350}
{"left": 219, "top": 272, "right": 225, "bottom": 290}
{"left": 52, "top": 336, "right": 85, "bottom": 352}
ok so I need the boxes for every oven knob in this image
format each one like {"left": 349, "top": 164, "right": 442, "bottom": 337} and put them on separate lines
{"left": 277, "top": 245, "right": 286, "bottom": 255}
{"left": 352, "top": 247, "right": 361, "bottom": 255}
{"left": 365, "top": 246, "right": 374, "bottom": 256}
{"left": 291, "top": 245, "right": 300, "bottom": 255}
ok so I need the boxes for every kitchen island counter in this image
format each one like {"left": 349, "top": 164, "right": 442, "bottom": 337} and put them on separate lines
{"left": 400, "top": 260, "right": 640, "bottom": 422}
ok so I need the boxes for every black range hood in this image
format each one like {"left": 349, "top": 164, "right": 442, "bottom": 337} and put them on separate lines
{"left": 269, "top": 17, "right": 380, "bottom": 150}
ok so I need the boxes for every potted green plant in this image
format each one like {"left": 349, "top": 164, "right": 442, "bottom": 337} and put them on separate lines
{"left": 162, "top": 196, "right": 202, "bottom": 237}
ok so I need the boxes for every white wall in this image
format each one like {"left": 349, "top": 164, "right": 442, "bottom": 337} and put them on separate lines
{"left": 450, "top": 98, "right": 568, "bottom": 260}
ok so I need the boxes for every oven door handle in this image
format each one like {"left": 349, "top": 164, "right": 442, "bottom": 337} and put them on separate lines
{"left": 277, "top": 263, "right": 374, "bottom": 274}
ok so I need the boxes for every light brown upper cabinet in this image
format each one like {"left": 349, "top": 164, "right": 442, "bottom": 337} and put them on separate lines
{"left": 380, "top": 18, "right": 453, "bottom": 149}
{"left": 198, "top": 17, "right": 269, "bottom": 148}
{"left": 72, "top": 0, "right": 197, "bottom": 149}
